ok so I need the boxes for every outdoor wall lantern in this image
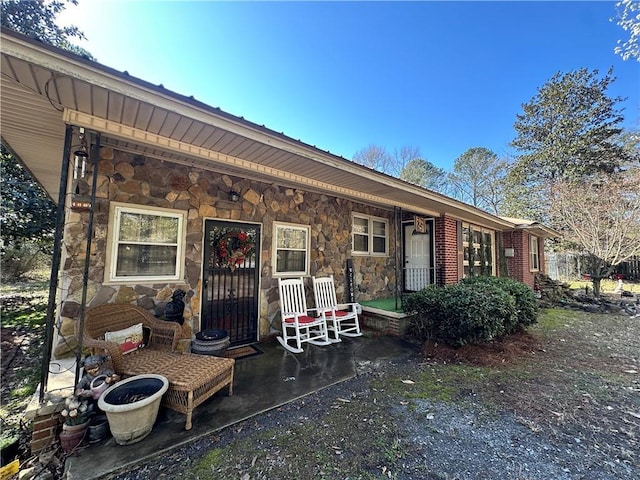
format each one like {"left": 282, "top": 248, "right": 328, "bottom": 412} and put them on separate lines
{"left": 71, "top": 127, "right": 91, "bottom": 211}
{"left": 229, "top": 191, "right": 240, "bottom": 202}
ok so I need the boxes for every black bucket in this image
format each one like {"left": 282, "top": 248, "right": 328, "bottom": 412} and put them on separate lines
{"left": 192, "top": 329, "right": 230, "bottom": 356}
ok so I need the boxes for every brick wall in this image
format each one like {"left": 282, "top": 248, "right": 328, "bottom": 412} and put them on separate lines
{"left": 30, "top": 412, "right": 61, "bottom": 454}
{"left": 435, "top": 215, "right": 459, "bottom": 285}
{"left": 502, "top": 230, "right": 536, "bottom": 289}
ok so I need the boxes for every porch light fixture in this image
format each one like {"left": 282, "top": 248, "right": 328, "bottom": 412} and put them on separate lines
{"left": 229, "top": 191, "right": 240, "bottom": 202}
{"left": 73, "top": 128, "right": 89, "bottom": 180}
{"left": 71, "top": 127, "right": 91, "bottom": 211}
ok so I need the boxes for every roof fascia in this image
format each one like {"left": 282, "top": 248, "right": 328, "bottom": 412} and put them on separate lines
{"left": 0, "top": 29, "right": 517, "bottom": 229}
{"left": 64, "top": 109, "right": 444, "bottom": 217}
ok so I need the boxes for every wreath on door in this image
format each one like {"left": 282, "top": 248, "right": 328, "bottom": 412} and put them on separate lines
{"left": 215, "top": 231, "right": 254, "bottom": 271}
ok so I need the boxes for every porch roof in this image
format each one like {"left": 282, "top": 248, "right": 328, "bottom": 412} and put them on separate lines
{"left": 2, "top": 28, "right": 516, "bottom": 231}
{"left": 499, "top": 217, "right": 562, "bottom": 239}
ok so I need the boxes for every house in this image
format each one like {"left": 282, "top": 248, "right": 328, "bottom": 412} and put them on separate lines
{"left": 1, "top": 28, "right": 559, "bottom": 364}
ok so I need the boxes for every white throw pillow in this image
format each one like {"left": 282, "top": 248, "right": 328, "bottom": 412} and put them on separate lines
{"left": 105, "top": 323, "right": 144, "bottom": 354}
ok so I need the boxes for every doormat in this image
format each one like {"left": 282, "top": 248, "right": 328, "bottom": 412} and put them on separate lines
{"left": 224, "top": 345, "right": 263, "bottom": 360}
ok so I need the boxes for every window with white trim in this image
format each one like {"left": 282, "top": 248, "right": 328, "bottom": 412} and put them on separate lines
{"left": 105, "top": 203, "right": 186, "bottom": 283}
{"left": 352, "top": 214, "right": 388, "bottom": 256}
{"left": 273, "top": 222, "right": 310, "bottom": 276}
{"left": 530, "top": 235, "right": 540, "bottom": 272}
{"left": 462, "top": 223, "right": 495, "bottom": 277}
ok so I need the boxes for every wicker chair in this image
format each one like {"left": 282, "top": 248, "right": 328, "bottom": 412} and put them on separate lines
{"left": 80, "top": 304, "right": 235, "bottom": 430}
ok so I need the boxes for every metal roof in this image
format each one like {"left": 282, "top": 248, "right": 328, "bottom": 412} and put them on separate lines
{"left": 1, "top": 28, "right": 520, "bottom": 231}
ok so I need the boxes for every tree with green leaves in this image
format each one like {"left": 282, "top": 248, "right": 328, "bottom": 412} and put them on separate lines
{"left": 505, "top": 68, "right": 629, "bottom": 224}
{"left": 1, "top": 0, "right": 90, "bottom": 279}
{"left": 1, "top": 146, "right": 56, "bottom": 279}
{"left": 447, "top": 147, "right": 507, "bottom": 214}
{"left": 399, "top": 158, "right": 447, "bottom": 193}
{"left": 0, "top": 146, "right": 56, "bottom": 245}
{"left": 1, "top": 0, "right": 93, "bottom": 59}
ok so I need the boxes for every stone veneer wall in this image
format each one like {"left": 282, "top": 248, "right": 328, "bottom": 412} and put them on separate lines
{"left": 54, "top": 147, "right": 397, "bottom": 357}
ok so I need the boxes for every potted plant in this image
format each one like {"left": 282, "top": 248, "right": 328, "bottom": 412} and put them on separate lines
{"left": 59, "top": 395, "right": 92, "bottom": 453}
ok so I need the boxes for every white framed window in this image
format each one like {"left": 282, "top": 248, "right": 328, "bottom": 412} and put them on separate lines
{"left": 105, "top": 203, "right": 186, "bottom": 283}
{"left": 462, "top": 223, "right": 495, "bottom": 277}
{"left": 352, "top": 214, "right": 388, "bottom": 256}
{"left": 530, "top": 235, "right": 540, "bottom": 272}
{"left": 273, "top": 222, "right": 310, "bottom": 276}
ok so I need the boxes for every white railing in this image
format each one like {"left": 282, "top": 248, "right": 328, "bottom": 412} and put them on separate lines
{"left": 404, "top": 267, "right": 433, "bottom": 291}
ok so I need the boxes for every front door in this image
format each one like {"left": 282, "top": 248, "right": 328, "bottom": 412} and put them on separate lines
{"left": 404, "top": 221, "right": 435, "bottom": 291}
{"left": 202, "top": 221, "right": 260, "bottom": 346}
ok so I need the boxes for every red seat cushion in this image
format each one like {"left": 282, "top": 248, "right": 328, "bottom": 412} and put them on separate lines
{"left": 284, "top": 315, "right": 317, "bottom": 324}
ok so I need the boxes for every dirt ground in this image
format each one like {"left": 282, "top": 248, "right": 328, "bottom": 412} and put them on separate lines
{"left": 2, "top": 297, "right": 639, "bottom": 479}
{"left": 105, "top": 305, "right": 639, "bottom": 480}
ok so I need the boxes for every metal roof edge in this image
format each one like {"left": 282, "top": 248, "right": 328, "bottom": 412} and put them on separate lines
{"left": 0, "top": 28, "right": 525, "bottom": 231}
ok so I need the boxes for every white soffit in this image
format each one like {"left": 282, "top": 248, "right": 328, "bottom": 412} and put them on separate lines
{"left": 1, "top": 29, "right": 521, "bottom": 230}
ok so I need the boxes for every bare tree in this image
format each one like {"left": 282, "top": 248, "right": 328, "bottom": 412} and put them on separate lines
{"left": 389, "top": 145, "right": 422, "bottom": 177}
{"left": 551, "top": 168, "right": 640, "bottom": 297}
{"left": 352, "top": 144, "right": 393, "bottom": 172}
{"left": 447, "top": 147, "right": 507, "bottom": 214}
{"left": 353, "top": 144, "right": 424, "bottom": 177}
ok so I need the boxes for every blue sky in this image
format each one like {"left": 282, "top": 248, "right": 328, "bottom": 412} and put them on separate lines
{"left": 60, "top": 1, "right": 639, "bottom": 171}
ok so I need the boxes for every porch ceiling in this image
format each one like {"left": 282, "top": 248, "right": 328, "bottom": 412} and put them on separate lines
{"left": 1, "top": 28, "right": 515, "bottom": 231}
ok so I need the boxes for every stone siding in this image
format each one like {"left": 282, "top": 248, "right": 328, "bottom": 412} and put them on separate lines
{"left": 55, "top": 148, "right": 397, "bottom": 356}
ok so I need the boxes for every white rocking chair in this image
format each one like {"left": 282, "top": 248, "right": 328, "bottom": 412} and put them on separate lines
{"left": 277, "top": 277, "right": 332, "bottom": 354}
{"left": 312, "top": 275, "right": 362, "bottom": 342}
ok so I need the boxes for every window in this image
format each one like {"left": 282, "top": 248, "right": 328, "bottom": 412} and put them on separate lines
{"left": 530, "top": 235, "right": 540, "bottom": 272}
{"left": 273, "top": 222, "right": 310, "bottom": 276}
{"left": 352, "top": 214, "right": 388, "bottom": 256}
{"left": 106, "top": 203, "right": 186, "bottom": 283}
{"left": 462, "top": 223, "right": 495, "bottom": 277}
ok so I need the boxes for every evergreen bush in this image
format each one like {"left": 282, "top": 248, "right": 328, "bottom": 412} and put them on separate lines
{"left": 404, "top": 278, "right": 534, "bottom": 347}
{"left": 461, "top": 276, "right": 539, "bottom": 330}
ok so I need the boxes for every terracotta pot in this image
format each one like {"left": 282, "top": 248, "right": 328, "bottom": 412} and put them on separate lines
{"left": 59, "top": 421, "right": 89, "bottom": 453}
{"left": 62, "top": 420, "right": 89, "bottom": 433}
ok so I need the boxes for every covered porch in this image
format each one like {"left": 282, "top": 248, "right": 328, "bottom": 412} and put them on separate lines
{"left": 63, "top": 335, "right": 418, "bottom": 479}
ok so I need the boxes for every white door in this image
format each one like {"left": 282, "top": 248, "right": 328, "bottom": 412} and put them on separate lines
{"left": 404, "top": 224, "right": 432, "bottom": 291}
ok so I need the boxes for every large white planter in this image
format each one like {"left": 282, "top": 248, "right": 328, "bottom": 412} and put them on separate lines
{"left": 98, "top": 374, "right": 168, "bottom": 445}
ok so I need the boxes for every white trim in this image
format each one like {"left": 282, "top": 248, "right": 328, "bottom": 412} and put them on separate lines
{"left": 530, "top": 235, "right": 540, "bottom": 272}
{"left": 461, "top": 223, "right": 496, "bottom": 277}
{"left": 272, "top": 222, "right": 311, "bottom": 277}
{"left": 104, "top": 202, "right": 187, "bottom": 284}
{"left": 352, "top": 213, "right": 389, "bottom": 257}
{"left": 62, "top": 109, "right": 444, "bottom": 217}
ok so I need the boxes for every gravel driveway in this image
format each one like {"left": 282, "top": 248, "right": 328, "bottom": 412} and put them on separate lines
{"left": 108, "top": 308, "right": 639, "bottom": 480}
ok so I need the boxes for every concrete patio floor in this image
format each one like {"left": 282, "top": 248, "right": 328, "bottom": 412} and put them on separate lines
{"left": 64, "top": 334, "right": 419, "bottom": 479}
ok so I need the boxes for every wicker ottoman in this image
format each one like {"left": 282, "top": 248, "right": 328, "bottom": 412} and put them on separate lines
{"left": 121, "top": 350, "right": 234, "bottom": 430}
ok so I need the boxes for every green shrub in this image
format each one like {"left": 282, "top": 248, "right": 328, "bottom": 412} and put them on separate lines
{"left": 0, "top": 242, "right": 51, "bottom": 282}
{"left": 404, "top": 280, "right": 520, "bottom": 347}
{"left": 402, "top": 286, "right": 442, "bottom": 342}
{"left": 461, "top": 276, "right": 539, "bottom": 330}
